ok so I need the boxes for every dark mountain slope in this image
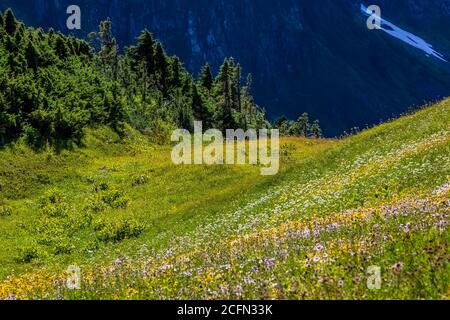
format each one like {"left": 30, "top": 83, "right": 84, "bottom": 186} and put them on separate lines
{"left": 2, "top": 0, "right": 450, "bottom": 136}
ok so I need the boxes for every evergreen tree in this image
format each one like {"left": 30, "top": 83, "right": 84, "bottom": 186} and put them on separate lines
{"left": 0, "top": 12, "right": 4, "bottom": 29}
{"left": 199, "top": 63, "right": 213, "bottom": 90}
{"left": 54, "top": 36, "right": 68, "bottom": 59}
{"left": 231, "top": 63, "right": 242, "bottom": 112}
{"left": 171, "top": 88, "right": 193, "bottom": 130}
{"left": 191, "top": 84, "right": 211, "bottom": 127}
{"left": 170, "top": 56, "right": 183, "bottom": 88}
{"left": 4, "top": 9, "right": 17, "bottom": 35}
{"left": 154, "top": 42, "right": 169, "bottom": 93}
{"left": 309, "top": 120, "right": 322, "bottom": 138}
{"left": 98, "top": 19, "right": 118, "bottom": 76}
{"left": 25, "top": 41, "right": 39, "bottom": 71}
{"left": 297, "top": 112, "right": 310, "bottom": 136}
{"left": 14, "top": 30, "right": 23, "bottom": 46}
{"left": 275, "top": 116, "right": 290, "bottom": 135}
{"left": 48, "top": 28, "right": 55, "bottom": 39}
{"left": 215, "top": 58, "right": 235, "bottom": 131}
{"left": 135, "top": 29, "right": 155, "bottom": 75}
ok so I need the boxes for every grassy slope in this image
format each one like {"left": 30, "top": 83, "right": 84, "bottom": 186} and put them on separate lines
{"left": 0, "top": 99, "right": 449, "bottom": 299}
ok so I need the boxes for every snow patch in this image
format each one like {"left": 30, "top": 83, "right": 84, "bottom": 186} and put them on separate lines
{"left": 361, "top": 4, "right": 447, "bottom": 62}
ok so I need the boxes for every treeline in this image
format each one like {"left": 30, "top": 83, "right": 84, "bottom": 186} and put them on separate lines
{"left": 274, "top": 113, "right": 322, "bottom": 138}
{"left": 0, "top": 9, "right": 321, "bottom": 148}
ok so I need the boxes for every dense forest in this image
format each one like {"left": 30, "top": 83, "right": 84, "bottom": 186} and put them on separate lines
{"left": 0, "top": 9, "right": 321, "bottom": 148}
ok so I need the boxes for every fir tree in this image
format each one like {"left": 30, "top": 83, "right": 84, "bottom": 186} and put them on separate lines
{"left": 199, "top": 63, "right": 213, "bottom": 90}
{"left": 135, "top": 29, "right": 155, "bottom": 75}
{"left": 54, "top": 36, "right": 68, "bottom": 59}
{"left": 98, "top": 19, "right": 118, "bottom": 77}
{"left": 170, "top": 56, "right": 183, "bottom": 88}
{"left": 154, "top": 42, "right": 169, "bottom": 93}
{"left": 191, "top": 84, "right": 211, "bottom": 127}
{"left": 297, "top": 112, "right": 310, "bottom": 137}
{"left": 215, "top": 58, "right": 235, "bottom": 131}
{"left": 309, "top": 120, "right": 322, "bottom": 138}
{"left": 4, "top": 9, "right": 17, "bottom": 35}
{"left": 232, "top": 63, "right": 242, "bottom": 112}
{"left": 25, "top": 41, "right": 39, "bottom": 71}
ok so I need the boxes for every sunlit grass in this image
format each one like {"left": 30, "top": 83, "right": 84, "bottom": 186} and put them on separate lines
{"left": 0, "top": 99, "right": 449, "bottom": 299}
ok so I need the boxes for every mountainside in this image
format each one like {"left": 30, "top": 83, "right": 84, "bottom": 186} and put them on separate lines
{"left": 2, "top": 0, "right": 450, "bottom": 135}
{"left": 1, "top": 99, "right": 449, "bottom": 299}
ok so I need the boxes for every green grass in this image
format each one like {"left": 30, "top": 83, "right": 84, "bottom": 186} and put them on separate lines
{"left": 0, "top": 99, "right": 449, "bottom": 300}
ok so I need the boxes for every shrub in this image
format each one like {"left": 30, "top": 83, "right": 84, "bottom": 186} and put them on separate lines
{"left": 101, "top": 189, "right": 129, "bottom": 209}
{"left": 15, "top": 245, "right": 39, "bottom": 263}
{"left": 0, "top": 205, "right": 13, "bottom": 217}
{"left": 84, "top": 193, "right": 107, "bottom": 213}
{"left": 95, "top": 218, "right": 144, "bottom": 243}
{"left": 38, "top": 188, "right": 71, "bottom": 217}
{"left": 131, "top": 174, "right": 149, "bottom": 187}
{"left": 52, "top": 237, "right": 74, "bottom": 255}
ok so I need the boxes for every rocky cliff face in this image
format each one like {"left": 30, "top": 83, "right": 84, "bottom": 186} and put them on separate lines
{"left": 3, "top": 0, "right": 450, "bottom": 135}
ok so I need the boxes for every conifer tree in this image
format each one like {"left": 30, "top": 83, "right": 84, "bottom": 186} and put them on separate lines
{"left": 215, "top": 59, "right": 236, "bottom": 131}
{"left": 4, "top": 9, "right": 17, "bottom": 35}
{"left": 154, "top": 42, "right": 169, "bottom": 93}
{"left": 170, "top": 56, "right": 183, "bottom": 88}
{"left": 297, "top": 112, "right": 310, "bottom": 137}
{"left": 309, "top": 120, "right": 322, "bottom": 138}
{"left": 0, "top": 12, "right": 4, "bottom": 29}
{"left": 199, "top": 63, "right": 213, "bottom": 90}
{"left": 135, "top": 29, "right": 155, "bottom": 75}
{"left": 232, "top": 63, "right": 242, "bottom": 112}
{"left": 98, "top": 19, "right": 118, "bottom": 77}
{"left": 54, "top": 36, "right": 68, "bottom": 59}
{"left": 25, "top": 41, "right": 39, "bottom": 71}
{"left": 217, "top": 59, "right": 231, "bottom": 109}
{"left": 191, "top": 84, "right": 211, "bottom": 127}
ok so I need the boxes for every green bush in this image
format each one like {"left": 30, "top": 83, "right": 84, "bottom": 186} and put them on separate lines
{"left": 38, "top": 188, "right": 71, "bottom": 218}
{"left": 15, "top": 245, "right": 39, "bottom": 263}
{"left": 101, "top": 189, "right": 129, "bottom": 209}
{"left": 0, "top": 205, "right": 13, "bottom": 217}
{"left": 95, "top": 218, "right": 144, "bottom": 243}
{"left": 131, "top": 174, "right": 149, "bottom": 187}
{"left": 84, "top": 193, "right": 107, "bottom": 213}
{"left": 52, "top": 237, "right": 74, "bottom": 255}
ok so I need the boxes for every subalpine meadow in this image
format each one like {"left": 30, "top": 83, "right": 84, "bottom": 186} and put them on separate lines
{"left": 0, "top": 99, "right": 449, "bottom": 299}
{"left": 0, "top": 8, "right": 449, "bottom": 300}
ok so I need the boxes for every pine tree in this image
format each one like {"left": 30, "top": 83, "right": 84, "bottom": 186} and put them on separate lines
{"left": 0, "top": 12, "right": 4, "bottom": 29}
{"left": 154, "top": 42, "right": 169, "bottom": 93}
{"left": 135, "top": 29, "right": 155, "bottom": 75}
{"left": 217, "top": 59, "right": 231, "bottom": 109}
{"left": 4, "top": 9, "right": 17, "bottom": 35}
{"left": 215, "top": 58, "right": 235, "bottom": 131}
{"left": 234, "top": 63, "right": 242, "bottom": 112}
{"left": 191, "top": 84, "right": 211, "bottom": 127}
{"left": 98, "top": 19, "right": 118, "bottom": 77}
{"left": 25, "top": 41, "right": 39, "bottom": 70}
{"left": 54, "top": 36, "right": 68, "bottom": 59}
{"left": 309, "top": 120, "right": 322, "bottom": 138}
{"left": 297, "top": 112, "right": 310, "bottom": 137}
{"left": 199, "top": 63, "right": 213, "bottom": 90}
{"left": 276, "top": 116, "right": 290, "bottom": 136}
{"left": 170, "top": 56, "right": 183, "bottom": 88}
{"left": 232, "top": 63, "right": 242, "bottom": 112}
